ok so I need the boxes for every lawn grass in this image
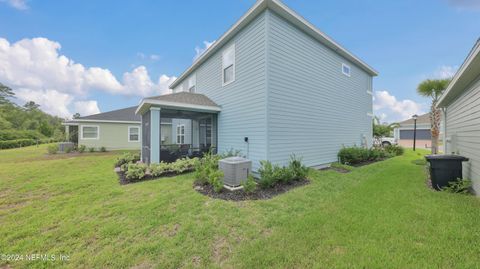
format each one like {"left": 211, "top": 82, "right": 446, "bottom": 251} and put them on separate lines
{"left": 0, "top": 145, "right": 479, "bottom": 268}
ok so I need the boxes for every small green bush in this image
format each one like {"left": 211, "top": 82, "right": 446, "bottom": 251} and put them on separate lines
{"left": 338, "top": 147, "right": 370, "bottom": 165}
{"left": 384, "top": 144, "right": 405, "bottom": 156}
{"left": 150, "top": 162, "right": 171, "bottom": 177}
{"left": 88, "top": 147, "right": 95, "bottom": 153}
{"left": 258, "top": 160, "right": 276, "bottom": 188}
{"left": 78, "top": 145, "right": 86, "bottom": 153}
{"left": 220, "top": 148, "right": 243, "bottom": 158}
{"left": 0, "top": 139, "right": 36, "bottom": 149}
{"left": 194, "top": 152, "right": 224, "bottom": 192}
{"left": 210, "top": 169, "right": 224, "bottom": 193}
{"left": 242, "top": 175, "right": 257, "bottom": 194}
{"left": 442, "top": 178, "right": 472, "bottom": 194}
{"left": 65, "top": 147, "right": 73, "bottom": 153}
{"left": 47, "top": 144, "right": 59, "bottom": 154}
{"left": 125, "top": 163, "right": 147, "bottom": 181}
{"left": 100, "top": 146, "right": 107, "bottom": 152}
{"left": 289, "top": 154, "right": 309, "bottom": 180}
{"left": 115, "top": 152, "right": 140, "bottom": 167}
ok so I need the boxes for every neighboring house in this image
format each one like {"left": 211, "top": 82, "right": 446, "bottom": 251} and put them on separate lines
{"left": 437, "top": 38, "right": 480, "bottom": 194}
{"left": 64, "top": 106, "right": 173, "bottom": 150}
{"left": 136, "top": 0, "right": 377, "bottom": 170}
{"left": 394, "top": 113, "right": 432, "bottom": 148}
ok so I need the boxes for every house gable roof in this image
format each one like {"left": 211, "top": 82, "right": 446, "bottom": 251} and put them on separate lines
{"left": 398, "top": 113, "right": 430, "bottom": 126}
{"left": 136, "top": 92, "right": 221, "bottom": 115}
{"left": 438, "top": 39, "right": 480, "bottom": 107}
{"left": 169, "top": 0, "right": 378, "bottom": 89}
{"left": 73, "top": 106, "right": 141, "bottom": 123}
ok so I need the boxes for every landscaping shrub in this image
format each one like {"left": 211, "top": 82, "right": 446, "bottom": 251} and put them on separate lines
{"left": 0, "top": 139, "right": 36, "bottom": 149}
{"left": 194, "top": 152, "right": 224, "bottom": 192}
{"left": 442, "top": 178, "right": 472, "bottom": 194}
{"left": 0, "top": 130, "right": 45, "bottom": 141}
{"left": 384, "top": 144, "right": 405, "bottom": 156}
{"left": 338, "top": 146, "right": 397, "bottom": 165}
{"left": 242, "top": 175, "right": 257, "bottom": 194}
{"left": 220, "top": 148, "right": 244, "bottom": 158}
{"left": 115, "top": 152, "right": 140, "bottom": 167}
{"left": 210, "top": 169, "right": 224, "bottom": 193}
{"left": 78, "top": 145, "right": 86, "bottom": 153}
{"left": 149, "top": 158, "right": 197, "bottom": 177}
{"left": 65, "top": 146, "right": 73, "bottom": 153}
{"left": 258, "top": 160, "right": 276, "bottom": 188}
{"left": 258, "top": 158, "right": 308, "bottom": 189}
{"left": 125, "top": 163, "right": 147, "bottom": 181}
{"left": 47, "top": 144, "right": 59, "bottom": 154}
{"left": 88, "top": 147, "right": 95, "bottom": 153}
{"left": 100, "top": 146, "right": 107, "bottom": 152}
{"left": 289, "top": 154, "right": 309, "bottom": 180}
{"left": 338, "top": 146, "right": 370, "bottom": 165}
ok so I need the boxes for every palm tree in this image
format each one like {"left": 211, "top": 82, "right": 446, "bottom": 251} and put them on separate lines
{"left": 417, "top": 79, "right": 450, "bottom": 154}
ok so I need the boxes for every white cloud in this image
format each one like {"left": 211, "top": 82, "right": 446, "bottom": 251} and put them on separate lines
{"left": 150, "top": 54, "right": 160, "bottom": 61}
{"left": 0, "top": 0, "right": 28, "bottom": 10}
{"left": 73, "top": 100, "right": 100, "bottom": 116}
{"left": 433, "top": 65, "right": 458, "bottom": 79}
{"left": 373, "top": 90, "right": 425, "bottom": 123}
{"left": 448, "top": 0, "right": 480, "bottom": 10}
{"left": 0, "top": 37, "right": 176, "bottom": 117}
{"left": 194, "top": 40, "right": 215, "bottom": 61}
{"left": 15, "top": 88, "right": 73, "bottom": 118}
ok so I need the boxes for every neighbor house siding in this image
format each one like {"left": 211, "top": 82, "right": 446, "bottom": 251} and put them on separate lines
{"left": 173, "top": 11, "right": 268, "bottom": 170}
{"left": 79, "top": 122, "right": 141, "bottom": 150}
{"left": 266, "top": 10, "right": 373, "bottom": 167}
{"left": 445, "top": 76, "right": 480, "bottom": 193}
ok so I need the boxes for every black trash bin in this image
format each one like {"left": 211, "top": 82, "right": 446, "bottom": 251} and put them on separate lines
{"left": 425, "top": 155, "right": 469, "bottom": 190}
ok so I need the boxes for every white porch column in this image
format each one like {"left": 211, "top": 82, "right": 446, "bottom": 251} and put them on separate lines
{"left": 65, "top": 125, "right": 70, "bottom": 141}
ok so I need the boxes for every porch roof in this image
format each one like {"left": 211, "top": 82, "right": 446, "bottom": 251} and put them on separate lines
{"left": 136, "top": 92, "right": 221, "bottom": 115}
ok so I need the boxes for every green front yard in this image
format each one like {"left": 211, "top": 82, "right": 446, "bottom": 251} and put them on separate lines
{"left": 1, "top": 145, "right": 479, "bottom": 268}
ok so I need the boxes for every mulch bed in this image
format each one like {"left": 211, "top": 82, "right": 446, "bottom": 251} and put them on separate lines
{"left": 320, "top": 167, "right": 351, "bottom": 173}
{"left": 193, "top": 178, "right": 310, "bottom": 201}
{"left": 115, "top": 167, "right": 194, "bottom": 185}
{"left": 349, "top": 158, "right": 388, "bottom": 167}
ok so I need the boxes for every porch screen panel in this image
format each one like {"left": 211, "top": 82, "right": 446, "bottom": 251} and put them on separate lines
{"left": 142, "top": 111, "right": 151, "bottom": 163}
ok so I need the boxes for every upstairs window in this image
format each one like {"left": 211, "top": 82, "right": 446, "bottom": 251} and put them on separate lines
{"left": 188, "top": 73, "right": 196, "bottom": 93}
{"left": 222, "top": 44, "right": 235, "bottom": 86}
{"left": 342, "top": 63, "right": 351, "bottom": 77}
{"left": 176, "top": 124, "right": 185, "bottom": 144}
{"left": 128, "top": 126, "right": 140, "bottom": 142}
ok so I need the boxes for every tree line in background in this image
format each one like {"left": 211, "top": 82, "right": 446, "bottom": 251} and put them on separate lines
{"left": 0, "top": 83, "right": 66, "bottom": 149}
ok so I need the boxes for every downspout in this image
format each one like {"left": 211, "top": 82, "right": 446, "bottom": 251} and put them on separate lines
{"left": 442, "top": 107, "right": 447, "bottom": 154}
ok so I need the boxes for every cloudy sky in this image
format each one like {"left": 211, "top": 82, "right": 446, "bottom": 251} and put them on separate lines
{"left": 0, "top": 0, "right": 479, "bottom": 121}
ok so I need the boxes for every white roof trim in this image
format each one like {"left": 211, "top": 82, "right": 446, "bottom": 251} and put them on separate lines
{"left": 65, "top": 119, "right": 141, "bottom": 124}
{"left": 136, "top": 99, "right": 222, "bottom": 115}
{"left": 438, "top": 39, "right": 480, "bottom": 107}
{"left": 170, "top": 0, "right": 377, "bottom": 89}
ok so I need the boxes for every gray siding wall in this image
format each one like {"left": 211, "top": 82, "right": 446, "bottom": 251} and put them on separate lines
{"left": 445, "top": 76, "right": 480, "bottom": 194}
{"left": 173, "top": 12, "right": 268, "bottom": 170}
{"left": 266, "top": 10, "right": 373, "bottom": 167}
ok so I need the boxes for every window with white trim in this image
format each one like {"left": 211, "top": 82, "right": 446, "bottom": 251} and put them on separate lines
{"left": 128, "top": 126, "right": 140, "bottom": 142}
{"left": 222, "top": 44, "right": 235, "bottom": 85}
{"left": 188, "top": 73, "right": 196, "bottom": 93}
{"left": 81, "top": 125, "right": 99, "bottom": 139}
{"left": 342, "top": 63, "right": 351, "bottom": 77}
{"left": 176, "top": 124, "right": 185, "bottom": 144}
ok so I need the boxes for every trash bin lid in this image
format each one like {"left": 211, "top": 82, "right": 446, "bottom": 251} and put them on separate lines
{"left": 425, "top": 154, "right": 469, "bottom": 161}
